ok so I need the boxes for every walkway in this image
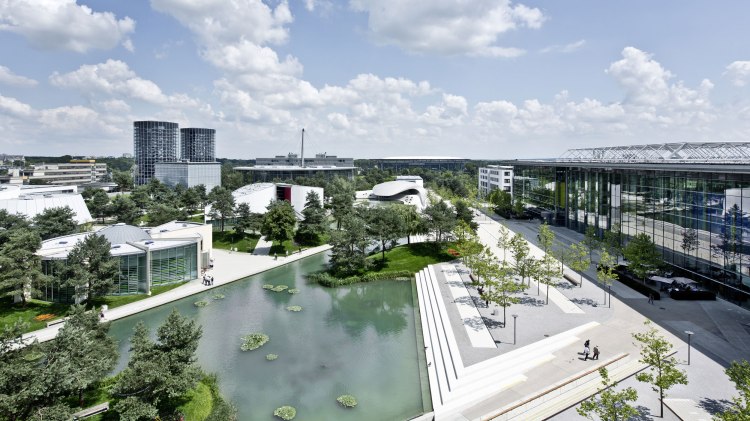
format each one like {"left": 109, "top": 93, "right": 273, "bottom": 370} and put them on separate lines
{"left": 252, "top": 236, "right": 273, "bottom": 255}
{"left": 22, "top": 245, "right": 332, "bottom": 344}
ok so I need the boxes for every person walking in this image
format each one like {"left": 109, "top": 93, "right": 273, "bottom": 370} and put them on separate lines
{"left": 584, "top": 339, "right": 590, "bottom": 348}
{"left": 592, "top": 346, "right": 600, "bottom": 360}
{"left": 583, "top": 345, "right": 590, "bottom": 360}
{"left": 648, "top": 293, "right": 655, "bottom": 304}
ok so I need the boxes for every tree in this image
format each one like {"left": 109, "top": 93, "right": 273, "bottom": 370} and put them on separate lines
{"left": 512, "top": 196, "right": 525, "bottom": 218}
{"left": 296, "top": 191, "right": 328, "bottom": 246}
{"left": 112, "top": 169, "right": 134, "bottom": 192}
{"left": 716, "top": 360, "right": 750, "bottom": 420}
{"left": 497, "top": 225, "right": 513, "bottom": 264}
{"left": 583, "top": 225, "right": 600, "bottom": 263}
{"left": 597, "top": 250, "right": 619, "bottom": 307}
{"left": 367, "top": 206, "right": 406, "bottom": 260}
{"left": 633, "top": 320, "right": 688, "bottom": 418}
{"left": 63, "top": 234, "right": 120, "bottom": 302}
{"left": 537, "top": 253, "right": 559, "bottom": 304}
{"left": 568, "top": 242, "right": 591, "bottom": 287}
{"left": 88, "top": 189, "right": 110, "bottom": 223}
{"left": 0, "top": 210, "right": 30, "bottom": 246}
{"left": 261, "top": 200, "right": 297, "bottom": 244}
{"left": 423, "top": 200, "right": 457, "bottom": 242}
{"left": 680, "top": 228, "right": 699, "bottom": 259}
{"left": 509, "top": 233, "right": 531, "bottom": 283}
{"left": 113, "top": 310, "right": 203, "bottom": 418}
{"left": 489, "top": 189, "right": 513, "bottom": 217}
{"left": 328, "top": 212, "right": 372, "bottom": 276}
{"left": 623, "top": 233, "right": 663, "bottom": 282}
{"left": 486, "top": 262, "right": 523, "bottom": 326}
{"left": 577, "top": 367, "right": 639, "bottom": 421}
{"left": 454, "top": 200, "right": 478, "bottom": 231}
{"left": 147, "top": 203, "right": 188, "bottom": 226}
{"left": 394, "top": 204, "right": 423, "bottom": 245}
{"left": 32, "top": 206, "right": 77, "bottom": 240}
{"left": 130, "top": 185, "right": 152, "bottom": 210}
{"left": 537, "top": 223, "right": 555, "bottom": 255}
{"left": 109, "top": 194, "right": 141, "bottom": 225}
{"left": 0, "top": 230, "right": 45, "bottom": 305}
{"left": 233, "top": 203, "right": 255, "bottom": 237}
{"left": 208, "top": 186, "right": 235, "bottom": 232}
{"left": 603, "top": 224, "right": 623, "bottom": 264}
{"left": 328, "top": 178, "right": 355, "bottom": 229}
{"left": 0, "top": 320, "right": 40, "bottom": 420}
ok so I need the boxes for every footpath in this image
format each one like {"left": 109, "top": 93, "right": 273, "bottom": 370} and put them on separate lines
{"left": 22, "top": 245, "right": 332, "bottom": 344}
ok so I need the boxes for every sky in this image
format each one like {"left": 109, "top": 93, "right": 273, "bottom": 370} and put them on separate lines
{"left": 1, "top": 1, "right": 749, "bottom": 160}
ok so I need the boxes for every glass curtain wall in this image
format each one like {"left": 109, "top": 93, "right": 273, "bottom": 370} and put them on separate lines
{"left": 513, "top": 164, "right": 750, "bottom": 306}
{"left": 151, "top": 243, "right": 198, "bottom": 285}
{"left": 117, "top": 254, "right": 147, "bottom": 295}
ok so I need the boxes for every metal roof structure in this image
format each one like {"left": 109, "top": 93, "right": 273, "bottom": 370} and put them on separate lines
{"left": 559, "top": 142, "right": 750, "bottom": 163}
{"left": 0, "top": 193, "right": 93, "bottom": 224}
{"left": 97, "top": 224, "right": 152, "bottom": 244}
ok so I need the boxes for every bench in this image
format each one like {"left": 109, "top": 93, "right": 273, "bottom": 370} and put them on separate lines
{"left": 72, "top": 402, "right": 109, "bottom": 419}
{"left": 563, "top": 272, "right": 580, "bottom": 286}
{"left": 46, "top": 318, "right": 67, "bottom": 328}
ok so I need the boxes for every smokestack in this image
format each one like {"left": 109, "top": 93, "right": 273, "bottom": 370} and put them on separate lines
{"left": 301, "top": 128, "right": 305, "bottom": 168}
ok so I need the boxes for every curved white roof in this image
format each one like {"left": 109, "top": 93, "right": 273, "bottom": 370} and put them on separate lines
{"left": 96, "top": 224, "right": 151, "bottom": 244}
{"left": 372, "top": 180, "right": 425, "bottom": 197}
{"left": 0, "top": 194, "right": 92, "bottom": 224}
{"left": 380, "top": 156, "right": 465, "bottom": 160}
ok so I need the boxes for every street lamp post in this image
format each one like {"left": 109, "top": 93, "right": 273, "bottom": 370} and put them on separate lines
{"left": 512, "top": 314, "right": 518, "bottom": 345}
{"left": 685, "top": 330, "right": 694, "bottom": 365}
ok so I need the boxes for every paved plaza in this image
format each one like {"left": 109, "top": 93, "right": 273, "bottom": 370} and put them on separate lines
{"left": 417, "top": 210, "right": 745, "bottom": 420}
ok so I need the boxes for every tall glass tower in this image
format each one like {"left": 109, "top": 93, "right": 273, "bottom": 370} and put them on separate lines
{"left": 133, "top": 121, "right": 179, "bottom": 185}
{"left": 180, "top": 128, "right": 215, "bottom": 162}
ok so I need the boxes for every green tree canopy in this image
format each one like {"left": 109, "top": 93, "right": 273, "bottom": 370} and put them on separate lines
{"left": 423, "top": 200, "right": 457, "bottom": 242}
{"left": 717, "top": 360, "right": 750, "bottom": 420}
{"left": 0, "top": 230, "right": 45, "bottom": 305}
{"left": 328, "top": 211, "right": 371, "bottom": 276}
{"left": 454, "top": 200, "right": 478, "bottom": 231}
{"left": 32, "top": 206, "right": 77, "bottom": 240}
{"left": 208, "top": 186, "right": 236, "bottom": 232}
{"left": 109, "top": 194, "right": 141, "bottom": 225}
{"left": 577, "top": 368, "right": 639, "bottom": 421}
{"left": 623, "top": 233, "right": 663, "bottom": 281}
{"left": 296, "top": 191, "right": 328, "bottom": 246}
{"left": 63, "top": 233, "right": 120, "bottom": 302}
{"left": 88, "top": 189, "right": 110, "bottom": 223}
{"left": 261, "top": 200, "right": 297, "bottom": 243}
{"left": 112, "top": 169, "right": 134, "bottom": 192}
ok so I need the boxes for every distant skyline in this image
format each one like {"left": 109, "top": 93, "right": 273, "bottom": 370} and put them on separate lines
{"left": 1, "top": 1, "right": 749, "bottom": 159}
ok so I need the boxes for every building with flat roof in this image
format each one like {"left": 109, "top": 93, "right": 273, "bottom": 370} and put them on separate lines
{"left": 501, "top": 142, "right": 750, "bottom": 306}
{"left": 479, "top": 165, "right": 513, "bottom": 196}
{"left": 235, "top": 165, "right": 355, "bottom": 183}
{"left": 181, "top": 128, "right": 215, "bottom": 162}
{"left": 154, "top": 161, "right": 221, "bottom": 191}
{"left": 28, "top": 160, "right": 108, "bottom": 186}
{"left": 256, "top": 152, "right": 353, "bottom": 167}
{"left": 369, "top": 156, "right": 469, "bottom": 171}
{"left": 37, "top": 221, "right": 209, "bottom": 302}
{"left": 134, "top": 121, "right": 179, "bottom": 185}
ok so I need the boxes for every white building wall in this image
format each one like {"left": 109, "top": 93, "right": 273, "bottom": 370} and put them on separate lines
{"left": 290, "top": 186, "right": 324, "bottom": 216}
{"left": 479, "top": 165, "right": 513, "bottom": 197}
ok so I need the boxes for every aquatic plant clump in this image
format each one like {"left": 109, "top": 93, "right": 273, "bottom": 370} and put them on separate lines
{"left": 288, "top": 288, "right": 300, "bottom": 294}
{"left": 337, "top": 394, "right": 357, "bottom": 408}
{"left": 262, "top": 284, "right": 275, "bottom": 290}
{"left": 266, "top": 353, "right": 278, "bottom": 361}
{"left": 212, "top": 294, "right": 225, "bottom": 300}
{"left": 240, "top": 333, "right": 269, "bottom": 351}
{"left": 273, "top": 406, "right": 296, "bottom": 420}
{"left": 272, "top": 285, "right": 289, "bottom": 292}
{"left": 194, "top": 300, "right": 209, "bottom": 307}
{"left": 286, "top": 305, "right": 302, "bottom": 312}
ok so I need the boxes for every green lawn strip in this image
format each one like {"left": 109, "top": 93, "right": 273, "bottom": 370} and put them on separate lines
{"left": 176, "top": 379, "right": 213, "bottom": 420}
{"left": 212, "top": 231, "right": 260, "bottom": 253}
{"left": 269, "top": 239, "right": 299, "bottom": 255}
{"left": 188, "top": 214, "right": 205, "bottom": 223}
{"left": 2, "top": 282, "right": 186, "bottom": 334}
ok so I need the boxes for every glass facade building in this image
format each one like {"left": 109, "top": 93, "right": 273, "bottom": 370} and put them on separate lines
{"left": 503, "top": 144, "right": 750, "bottom": 306}
{"left": 151, "top": 243, "right": 198, "bottom": 285}
{"left": 181, "top": 128, "right": 215, "bottom": 162}
{"left": 154, "top": 162, "right": 221, "bottom": 191}
{"left": 134, "top": 121, "right": 179, "bottom": 185}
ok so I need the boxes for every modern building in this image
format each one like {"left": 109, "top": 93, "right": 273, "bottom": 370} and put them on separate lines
{"left": 478, "top": 165, "right": 513, "bottom": 196}
{"left": 501, "top": 142, "right": 750, "bottom": 306}
{"left": 37, "top": 221, "right": 210, "bottom": 302}
{"left": 0, "top": 184, "right": 92, "bottom": 224}
{"left": 205, "top": 183, "right": 323, "bottom": 226}
{"left": 369, "top": 156, "right": 469, "bottom": 172}
{"left": 235, "top": 165, "right": 355, "bottom": 183}
{"left": 256, "top": 152, "right": 353, "bottom": 167}
{"left": 357, "top": 176, "right": 428, "bottom": 211}
{"left": 181, "top": 128, "right": 216, "bottom": 162}
{"left": 27, "top": 160, "right": 108, "bottom": 186}
{"left": 154, "top": 161, "right": 221, "bottom": 191}
{"left": 134, "top": 121, "right": 180, "bottom": 185}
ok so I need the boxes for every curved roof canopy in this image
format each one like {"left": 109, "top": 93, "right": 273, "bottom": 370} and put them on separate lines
{"left": 372, "top": 180, "right": 425, "bottom": 197}
{"left": 96, "top": 224, "right": 152, "bottom": 244}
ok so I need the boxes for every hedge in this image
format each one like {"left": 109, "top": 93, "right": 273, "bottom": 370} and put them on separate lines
{"left": 613, "top": 268, "right": 661, "bottom": 300}
{"left": 309, "top": 270, "right": 413, "bottom": 287}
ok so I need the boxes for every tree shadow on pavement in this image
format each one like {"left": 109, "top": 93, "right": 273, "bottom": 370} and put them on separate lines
{"left": 519, "top": 296, "right": 545, "bottom": 307}
{"left": 632, "top": 406, "right": 654, "bottom": 421}
{"left": 571, "top": 297, "right": 603, "bottom": 308}
{"left": 698, "top": 397, "right": 732, "bottom": 415}
{"left": 482, "top": 317, "right": 505, "bottom": 329}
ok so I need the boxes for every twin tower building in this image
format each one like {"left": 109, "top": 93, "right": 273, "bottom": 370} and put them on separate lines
{"left": 133, "top": 121, "right": 221, "bottom": 191}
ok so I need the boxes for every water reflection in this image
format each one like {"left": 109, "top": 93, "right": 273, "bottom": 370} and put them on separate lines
{"left": 326, "top": 281, "right": 411, "bottom": 337}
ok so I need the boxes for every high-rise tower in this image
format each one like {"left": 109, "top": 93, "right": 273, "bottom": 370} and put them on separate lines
{"left": 133, "top": 121, "right": 179, "bottom": 185}
{"left": 180, "top": 128, "right": 215, "bottom": 162}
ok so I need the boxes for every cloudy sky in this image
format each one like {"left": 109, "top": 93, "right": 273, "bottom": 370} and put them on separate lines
{"left": 1, "top": 1, "right": 749, "bottom": 159}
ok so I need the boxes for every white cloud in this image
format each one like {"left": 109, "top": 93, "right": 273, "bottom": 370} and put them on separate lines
{"left": 0, "top": 0, "right": 135, "bottom": 53}
{"left": 0, "top": 94, "right": 34, "bottom": 117}
{"left": 50, "top": 59, "right": 199, "bottom": 107}
{"left": 540, "top": 40, "right": 586, "bottom": 54}
{"left": 349, "top": 0, "right": 544, "bottom": 57}
{"left": 0, "top": 66, "right": 37, "bottom": 87}
{"left": 202, "top": 40, "right": 302, "bottom": 75}
{"left": 327, "top": 112, "right": 350, "bottom": 129}
{"left": 725, "top": 61, "right": 750, "bottom": 87}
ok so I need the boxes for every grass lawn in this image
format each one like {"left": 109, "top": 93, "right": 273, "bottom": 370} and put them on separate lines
{"left": 188, "top": 214, "right": 205, "bottom": 223}
{"left": 366, "top": 242, "right": 457, "bottom": 274}
{"left": 176, "top": 379, "right": 214, "bottom": 420}
{"left": 270, "top": 239, "right": 299, "bottom": 255}
{"left": 212, "top": 231, "right": 260, "bottom": 253}
{"left": 1, "top": 282, "right": 186, "bottom": 334}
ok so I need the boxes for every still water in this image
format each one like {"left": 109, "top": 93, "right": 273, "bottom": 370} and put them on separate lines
{"left": 108, "top": 253, "right": 430, "bottom": 420}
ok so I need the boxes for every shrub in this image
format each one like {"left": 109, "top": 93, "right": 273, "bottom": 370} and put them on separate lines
{"left": 272, "top": 285, "right": 289, "bottom": 292}
{"left": 240, "top": 333, "right": 269, "bottom": 351}
{"left": 212, "top": 294, "right": 225, "bottom": 300}
{"left": 286, "top": 306, "right": 302, "bottom": 312}
{"left": 262, "top": 284, "right": 275, "bottom": 290}
{"left": 273, "top": 406, "right": 296, "bottom": 420}
{"left": 266, "top": 354, "right": 278, "bottom": 361}
{"left": 337, "top": 394, "right": 357, "bottom": 408}
{"left": 194, "top": 300, "right": 209, "bottom": 307}
{"left": 288, "top": 288, "right": 300, "bottom": 294}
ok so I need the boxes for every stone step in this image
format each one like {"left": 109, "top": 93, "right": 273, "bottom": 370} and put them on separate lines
{"left": 416, "top": 270, "right": 444, "bottom": 409}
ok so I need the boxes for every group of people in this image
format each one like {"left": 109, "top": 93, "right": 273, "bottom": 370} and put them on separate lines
{"left": 582, "top": 339, "right": 599, "bottom": 360}
{"left": 202, "top": 274, "right": 215, "bottom": 286}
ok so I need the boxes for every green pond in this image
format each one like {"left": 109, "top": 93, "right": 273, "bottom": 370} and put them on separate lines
{"left": 108, "top": 253, "right": 431, "bottom": 420}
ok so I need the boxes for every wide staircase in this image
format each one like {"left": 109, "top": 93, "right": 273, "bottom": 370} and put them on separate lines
{"left": 415, "top": 264, "right": 645, "bottom": 421}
